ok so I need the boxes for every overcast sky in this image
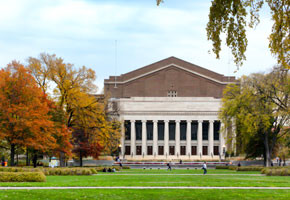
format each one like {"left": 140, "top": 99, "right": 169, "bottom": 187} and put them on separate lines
{"left": 0, "top": 0, "right": 276, "bottom": 92}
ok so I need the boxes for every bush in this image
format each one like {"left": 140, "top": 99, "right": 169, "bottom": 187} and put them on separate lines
{"left": 121, "top": 166, "right": 130, "bottom": 169}
{"left": 216, "top": 166, "right": 229, "bottom": 169}
{"left": 236, "top": 166, "right": 264, "bottom": 171}
{"left": 0, "top": 167, "right": 41, "bottom": 172}
{"left": 0, "top": 172, "right": 46, "bottom": 182}
{"left": 261, "top": 167, "right": 290, "bottom": 176}
{"left": 42, "top": 168, "right": 94, "bottom": 176}
{"left": 228, "top": 166, "right": 237, "bottom": 170}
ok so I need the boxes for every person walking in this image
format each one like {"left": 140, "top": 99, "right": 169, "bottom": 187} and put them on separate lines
{"left": 167, "top": 162, "right": 172, "bottom": 171}
{"left": 202, "top": 162, "right": 207, "bottom": 175}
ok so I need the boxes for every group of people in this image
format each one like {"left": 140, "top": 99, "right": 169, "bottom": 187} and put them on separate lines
{"left": 102, "top": 168, "right": 116, "bottom": 172}
{"left": 167, "top": 161, "right": 208, "bottom": 175}
{"left": 1, "top": 160, "right": 7, "bottom": 167}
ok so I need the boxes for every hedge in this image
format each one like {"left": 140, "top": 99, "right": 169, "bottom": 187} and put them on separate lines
{"left": 261, "top": 167, "right": 290, "bottom": 176}
{"left": 0, "top": 167, "right": 41, "bottom": 172}
{"left": 236, "top": 166, "right": 264, "bottom": 171}
{"left": 215, "top": 166, "right": 229, "bottom": 169}
{"left": 0, "top": 172, "right": 46, "bottom": 182}
{"left": 42, "top": 168, "right": 94, "bottom": 176}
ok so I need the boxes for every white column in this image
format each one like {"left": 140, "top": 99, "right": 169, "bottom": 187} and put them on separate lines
{"left": 142, "top": 120, "right": 147, "bottom": 156}
{"left": 175, "top": 120, "right": 180, "bottom": 156}
{"left": 186, "top": 120, "right": 191, "bottom": 156}
{"left": 220, "top": 122, "right": 226, "bottom": 158}
{"left": 130, "top": 120, "right": 135, "bottom": 156}
{"left": 209, "top": 120, "right": 214, "bottom": 157}
{"left": 164, "top": 120, "right": 169, "bottom": 157}
{"left": 197, "top": 120, "right": 203, "bottom": 156}
{"left": 153, "top": 120, "right": 158, "bottom": 157}
{"left": 120, "top": 121, "right": 125, "bottom": 157}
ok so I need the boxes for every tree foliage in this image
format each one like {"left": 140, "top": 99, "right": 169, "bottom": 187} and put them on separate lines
{"left": 157, "top": 0, "right": 290, "bottom": 69}
{"left": 0, "top": 62, "right": 57, "bottom": 166}
{"left": 219, "top": 66, "right": 289, "bottom": 166}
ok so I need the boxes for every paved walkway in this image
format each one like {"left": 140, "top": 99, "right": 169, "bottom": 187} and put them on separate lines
{"left": 96, "top": 174, "right": 265, "bottom": 176}
{"left": 0, "top": 186, "right": 289, "bottom": 190}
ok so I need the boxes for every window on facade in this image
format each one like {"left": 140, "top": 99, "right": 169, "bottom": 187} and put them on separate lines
{"left": 191, "top": 121, "right": 198, "bottom": 140}
{"left": 125, "top": 121, "right": 131, "bottom": 140}
{"left": 169, "top": 121, "right": 176, "bottom": 140}
{"left": 180, "top": 121, "right": 187, "bottom": 140}
{"left": 169, "top": 146, "right": 175, "bottom": 155}
{"left": 146, "top": 121, "right": 153, "bottom": 140}
{"left": 158, "top": 121, "right": 164, "bottom": 140}
{"left": 202, "top": 121, "right": 209, "bottom": 140}
{"left": 135, "top": 121, "right": 142, "bottom": 140}
{"left": 167, "top": 90, "right": 177, "bottom": 97}
{"left": 214, "top": 121, "right": 220, "bottom": 141}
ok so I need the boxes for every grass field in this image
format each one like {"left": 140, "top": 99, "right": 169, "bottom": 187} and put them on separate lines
{"left": 0, "top": 169, "right": 289, "bottom": 199}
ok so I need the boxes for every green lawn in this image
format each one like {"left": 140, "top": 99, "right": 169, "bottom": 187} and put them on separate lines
{"left": 0, "top": 189, "right": 289, "bottom": 200}
{"left": 0, "top": 169, "right": 289, "bottom": 199}
{"left": 0, "top": 169, "right": 289, "bottom": 187}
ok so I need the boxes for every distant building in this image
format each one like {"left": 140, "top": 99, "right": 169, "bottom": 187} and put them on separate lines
{"left": 105, "top": 57, "right": 237, "bottom": 160}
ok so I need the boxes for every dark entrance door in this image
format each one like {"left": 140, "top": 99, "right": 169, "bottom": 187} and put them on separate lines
{"left": 158, "top": 146, "right": 164, "bottom": 155}
{"left": 214, "top": 146, "right": 219, "bottom": 155}
{"left": 125, "top": 146, "right": 131, "bottom": 155}
{"left": 147, "top": 146, "right": 153, "bottom": 155}
{"left": 136, "top": 146, "right": 142, "bottom": 155}
{"left": 180, "top": 146, "right": 186, "bottom": 155}
{"left": 169, "top": 146, "right": 175, "bottom": 155}
{"left": 202, "top": 146, "right": 208, "bottom": 155}
{"left": 191, "top": 146, "right": 197, "bottom": 155}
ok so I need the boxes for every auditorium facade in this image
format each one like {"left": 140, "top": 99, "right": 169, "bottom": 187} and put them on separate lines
{"left": 105, "top": 57, "right": 236, "bottom": 160}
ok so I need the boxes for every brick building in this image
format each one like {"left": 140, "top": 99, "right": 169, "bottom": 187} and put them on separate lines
{"left": 105, "top": 57, "right": 236, "bottom": 160}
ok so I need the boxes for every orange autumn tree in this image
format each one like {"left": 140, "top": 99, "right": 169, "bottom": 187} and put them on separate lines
{"left": 0, "top": 61, "right": 57, "bottom": 166}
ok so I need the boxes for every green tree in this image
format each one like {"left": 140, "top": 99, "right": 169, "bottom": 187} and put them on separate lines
{"left": 219, "top": 67, "right": 289, "bottom": 166}
{"left": 157, "top": 0, "right": 290, "bottom": 69}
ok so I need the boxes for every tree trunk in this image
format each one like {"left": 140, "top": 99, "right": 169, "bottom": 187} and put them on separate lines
{"left": 10, "top": 144, "right": 15, "bottom": 166}
{"left": 32, "top": 152, "right": 37, "bottom": 168}
{"left": 59, "top": 151, "right": 65, "bottom": 167}
{"left": 264, "top": 132, "right": 271, "bottom": 167}
{"left": 79, "top": 151, "right": 83, "bottom": 167}
{"left": 26, "top": 151, "right": 29, "bottom": 166}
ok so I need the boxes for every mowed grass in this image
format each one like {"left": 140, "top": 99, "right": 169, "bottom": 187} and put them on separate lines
{"left": 0, "top": 189, "right": 289, "bottom": 200}
{"left": 0, "top": 169, "right": 289, "bottom": 187}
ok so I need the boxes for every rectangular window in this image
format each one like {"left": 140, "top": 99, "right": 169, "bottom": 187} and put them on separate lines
{"left": 167, "top": 90, "right": 177, "bottom": 97}
{"left": 147, "top": 146, "right": 153, "bottom": 155}
{"left": 146, "top": 121, "right": 153, "bottom": 140}
{"left": 202, "top": 146, "right": 208, "bottom": 155}
{"left": 136, "top": 146, "right": 142, "bottom": 155}
{"left": 158, "top": 146, "right": 164, "bottom": 155}
{"left": 169, "top": 121, "right": 175, "bottom": 140}
{"left": 180, "top": 146, "right": 186, "bottom": 155}
{"left": 191, "top": 121, "right": 198, "bottom": 140}
{"left": 202, "top": 121, "right": 209, "bottom": 140}
{"left": 180, "top": 121, "right": 187, "bottom": 140}
{"left": 125, "top": 121, "right": 131, "bottom": 140}
{"left": 214, "top": 146, "right": 219, "bottom": 155}
{"left": 214, "top": 121, "right": 220, "bottom": 141}
{"left": 135, "top": 121, "right": 142, "bottom": 140}
{"left": 125, "top": 146, "right": 131, "bottom": 155}
{"left": 158, "top": 121, "right": 164, "bottom": 140}
{"left": 191, "top": 146, "right": 197, "bottom": 155}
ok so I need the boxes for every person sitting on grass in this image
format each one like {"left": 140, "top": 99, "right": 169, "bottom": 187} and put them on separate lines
{"left": 108, "top": 168, "right": 112, "bottom": 172}
{"left": 102, "top": 168, "right": 107, "bottom": 172}
{"left": 202, "top": 162, "right": 207, "bottom": 175}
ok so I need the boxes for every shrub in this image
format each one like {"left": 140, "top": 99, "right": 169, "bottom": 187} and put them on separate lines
{"left": 228, "top": 166, "right": 237, "bottom": 170}
{"left": 236, "top": 166, "right": 264, "bottom": 171}
{"left": 0, "top": 167, "right": 41, "bottom": 173}
{"left": 121, "top": 166, "right": 130, "bottom": 169}
{"left": 261, "top": 167, "right": 290, "bottom": 176}
{"left": 0, "top": 172, "right": 46, "bottom": 182}
{"left": 42, "top": 168, "right": 94, "bottom": 176}
{"left": 216, "top": 166, "right": 229, "bottom": 169}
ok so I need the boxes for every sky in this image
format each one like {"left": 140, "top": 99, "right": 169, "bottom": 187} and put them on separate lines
{"left": 0, "top": 0, "right": 277, "bottom": 92}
